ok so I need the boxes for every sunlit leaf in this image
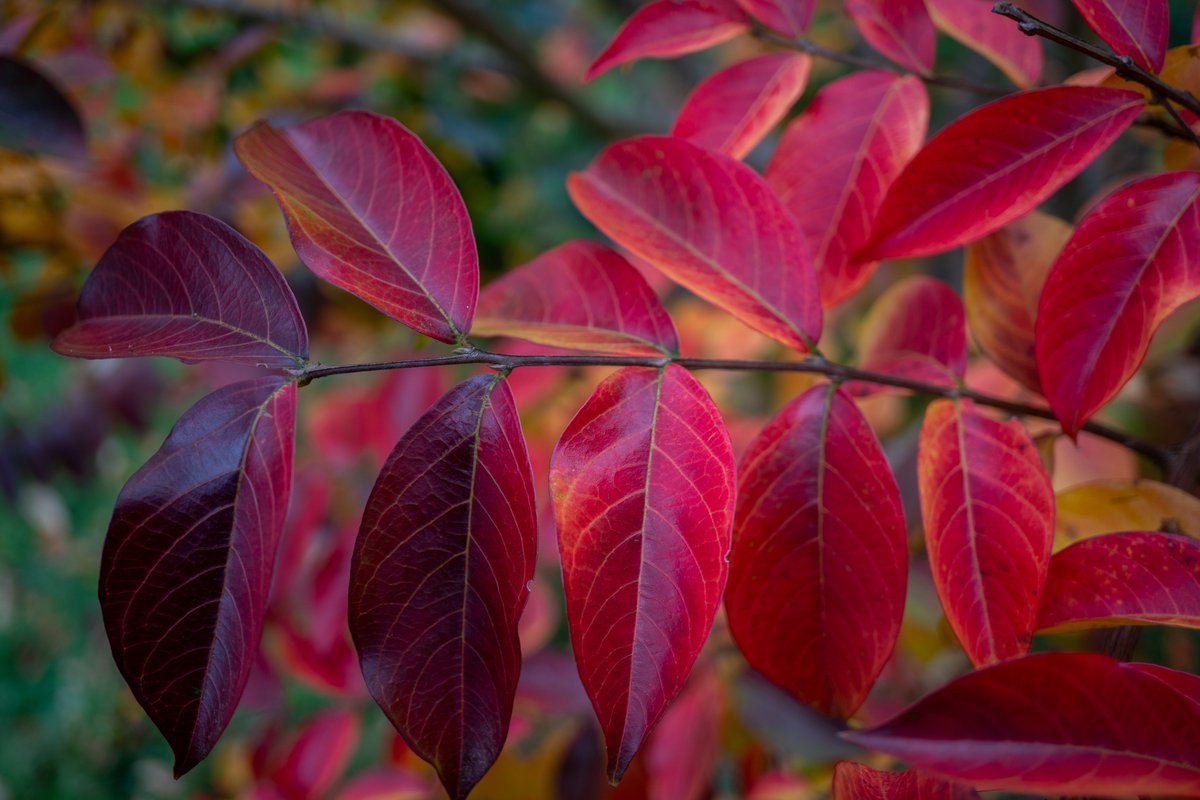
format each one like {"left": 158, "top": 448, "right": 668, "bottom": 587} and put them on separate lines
{"left": 1054, "top": 479, "right": 1200, "bottom": 551}
{"left": 925, "top": 0, "right": 1042, "bottom": 87}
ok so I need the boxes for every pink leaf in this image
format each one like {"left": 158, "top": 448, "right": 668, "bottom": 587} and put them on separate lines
{"left": 831, "top": 762, "right": 979, "bottom": 800}
{"left": 925, "top": 0, "right": 1042, "bottom": 87}
{"left": 267, "top": 709, "right": 360, "bottom": 798}
{"left": 733, "top": 0, "right": 813, "bottom": 37}
{"left": 586, "top": 0, "right": 749, "bottom": 80}
{"left": 845, "top": 0, "right": 936, "bottom": 75}
{"left": 1072, "top": 0, "right": 1167, "bottom": 73}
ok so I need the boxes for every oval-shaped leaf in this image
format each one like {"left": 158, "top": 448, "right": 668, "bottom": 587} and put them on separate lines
{"left": 0, "top": 55, "right": 86, "bottom": 160}
{"left": 766, "top": 71, "right": 928, "bottom": 307}
{"left": 569, "top": 135, "right": 822, "bottom": 351}
{"left": 917, "top": 399, "right": 1054, "bottom": 666}
{"left": 670, "top": 52, "right": 810, "bottom": 160}
{"left": 51, "top": 211, "right": 308, "bottom": 367}
{"left": 733, "top": 0, "right": 813, "bottom": 37}
{"left": 551, "top": 365, "right": 735, "bottom": 781}
{"left": 1054, "top": 479, "right": 1200, "bottom": 551}
{"left": 726, "top": 384, "right": 907, "bottom": 718}
{"left": 845, "top": 0, "right": 936, "bottom": 75}
{"left": 234, "top": 110, "right": 477, "bottom": 344}
{"left": 100, "top": 377, "right": 296, "bottom": 776}
{"left": 1072, "top": 0, "right": 1167, "bottom": 73}
{"left": 859, "top": 86, "right": 1143, "bottom": 261}
{"left": 349, "top": 375, "right": 537, "bottom": 800}
{"left": 925, "top": 0, "right": 1042, "bottom": 88}
{"left": 473, "top": 240, "right": 678, "bottom": 356}
{"left": 844, "top": 652, "right": 1200, "bottom": 797}
{"left": 1036, "top": 171, "right": 1200, "bottom": 435}
{"left": 586, "top": 0, "right": 749, "bottom": 81}
{"left": 831, "top": 762, "right": 978, "bottom": 800}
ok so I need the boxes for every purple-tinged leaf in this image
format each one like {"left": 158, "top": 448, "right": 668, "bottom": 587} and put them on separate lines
{"left": 845, "top": 0, "right": 936, "bottom": 75}
{"left": 0, "top": 55, "right": 85, "bottom": 160}
{"left": 831, "top": 762, "right": 979, "bottom": 800}
{"left": 1072, "top": 0, "right": 1167, "bottom": 73}
{"left": 586, "top": 0, "right": 749, "bottom": 81}
{"left": 734, "top": 0, "right": 813, "bottom": 37}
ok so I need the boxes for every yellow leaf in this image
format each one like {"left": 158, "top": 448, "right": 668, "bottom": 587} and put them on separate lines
{"left": 1054, "top": 479, "right": 1200, "bottom": 552}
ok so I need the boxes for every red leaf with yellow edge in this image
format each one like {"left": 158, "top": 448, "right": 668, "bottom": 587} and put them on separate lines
{"left": 569, "top": 135, "right": 821, "bottom": 351}
{"left": 845, "top": 0, "right": 936, "bottom": 75}
{"left": 917, "top": 399, "right": 1054, "bottom": 667}
{"left": 1072, "top": 0, "right": 1167, "bottom": 73}
{"left": 234, "top": 110, "right": 477, "bottom": 344}
{"left": 726, "top": 384, "right": 907, "bottom": 718}
{"left": 551, "top": 365, "right": 735, "bottom": 782}
{"left": 831, "top": 762, "right": 978, "bottom": 800}
{"left": 350, "top": 375, "right": 537, "bottom": 800}
{"left": 925, "top": 0, "right": 1042, "bottom": 87}
{"left": 1037, "top": 171, "right": 1200, "bottom": 436}
{"left": 734, "top": 0, "right": 813, "bottom": 37}
{"left": 586, "top": 0, "right": 748, "bottom": 81}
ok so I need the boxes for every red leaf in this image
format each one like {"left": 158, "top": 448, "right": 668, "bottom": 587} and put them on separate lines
{"left": 1036, "top": 171, "right": 1200, "bottom": 436}
{"left": 99, "top": 377, "right": 296, "bottom": 775}
{"left": 1071, "top": 0, "right": 1167, "bottom": 73}
{"left": 860, "top": 87, "right": 1142, "bottom": 260}
{"left": 670, "top": 52, "right": 810, "bottom": 160}
{"left": 844, "top": 652, "right": 1200, "bottom": 796}
{"left": 339, "top": 768, "right": 435, "bottom": 800}
{"left": 473, "top": 240, "right": 679, "bottom": 356}
{"left": 267, "top": 709, "right": 360, "bottom": 798}
{"left": 569, "top": 135, "right": 822, "bottom": 351}
{"left": 52, "top": 211, "right": 308, "bottom": 367}
{"left": 0, "top": 55, "right": 86, "bottom": 160}
{"left": 645, "top": 670, "right": 723, "bottom": 800}
{"left": 1036, "top": 531, "right": 1200, "bottom": 632}
{"left": 234, "top": 110, "right": 477, "bottom": 344}
{"left": 551, "top": 365, "right": 735, "bottom": 781}
{"left": 845, "top": 0, "right": 936, "bottom": 75}
{"left": 733, "top": 0, "right": 813, "bottom": 37}
{"left": 1131, "top": 663, "right": 1200, "bottom": 709}
{"left": 925, "top": 0, "right": 1042, "bottom": 88}
{"left": 831, "top": 762, "right": 978, "bottom": 800}
{"left": 349, "top": 375, "right": 537, "bottom": 800}
{"left": 726, "top": 385, "right": 907, "bottom": 718}
{"left": 765, "top": 72, "right": 928, "bottom": 307}
{"left": 917, "top": 400, "right": 1054, "bottom": 666}
{"left": 586, "top": 0, "right": 749, "bottom": 81}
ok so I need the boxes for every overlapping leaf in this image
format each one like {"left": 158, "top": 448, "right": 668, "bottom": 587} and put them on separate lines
{"left": 585, "top": 0, "right": 749, "bottom": 80}
{"left": 733, "top": 0, "right": 813, "bottom": 37}
{"left": 1054, "top": 479, "right": 1200, "bottom": 551}
{"left": 1072, "top": 0, "right": 1167, "bottom": 73}
{"left": 234, "top": 110, "right": 477, "bottom": 344}
{"left": 925, "top": 0, "right": 1042, "bottom": 87}
{"left": 1037, "top": 171, "right": 1200, "bottom": 435}
{"left": 551, "top": 365, "right": 735, "bottom": 781}
{"left": 99, "top": 377, "right": 296, "bottom": 776}
{"left": 765, "top": 71, "right": 928, "bottom": 307}
{"left": 52, "top": 211, "right": 308, "bottom": 367}
{"left": 726, "top": 384, "right": 907, "bottom": 718}
{"left": 917, "top": 399, "right": 1054, "bottom": 666}
{"left": 860, "top": 87, "right": 1143, "bottom": 260}
{"left": 349, "top": 375, "right": 537, "bottom": 800}
{"left": 845, "top": 0, "right": 936, "bottom": 75}
{"left": 0, "top": 55, "right": 85, "bottom": 159}
{"left": 569, "top": 135, "right": 821, "bottom": 351}
{"left": 831, "top": 762, "right": 978, "bottom": 800}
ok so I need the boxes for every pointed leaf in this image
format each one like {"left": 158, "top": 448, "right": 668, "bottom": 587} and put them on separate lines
{"left": 860, "top": 87, "right": 1142, "bottom": 260}
{"left": 100, "top": 377, "right": 296, "bottom": 775}
{"left": 925, "top": 0, "right": 1042, "bottom": 87}
{"left": 845, "top": 0, "right": 936, "bottom": 75}
{"left": 1072, "top": 0, "right": 1166, "bottom": 73}
{"left": 551, "top": 365, "right": 735, "bottom": 781}
{"left": 234, "top": 110, "right": 477, "bottom": 344}
{"left": 733, "top": 0, "right": 813, "bottom": 37}
{"left": 766, "top": 72, "right": 928, "bottom": 307}
{"left": 569, "top": 135, "right": 822, "bottom": 351}
{"left": 645, "top": 670, "right": 723, "bottom": 800}
{"left": 586, "top": 0, "right": 749, "bottom": 81}
{"left": 670, "top": 52, "right": 810, "bottom": 160}
{"left": 473, "top": 240, "right": 678, "bottom": 356}
{"left": 917, "top": 399, "right": 1054, "bottom": 666}
{"left": 51, "top": 211, "right": 308, "bottom": 367}
{"left": 844, "top": 652, "right": 1200, "bottom": 797}
{"left": 1037, "top": 171, "right": 1200, "bottom": 435}
{"left": 0, "top": 55, "right": 85, "bottom": 160}
{"left": 831, "top": 762, "right": 979, "bottom": 800}
{"left": 1054, "top": 479, "right": 1200, "bottom": 551}
{"left": 349, "top": 375, "right": 537, "bottom": 800}
{"left": 726, "top": 384, "right": 907, "bottom": 718}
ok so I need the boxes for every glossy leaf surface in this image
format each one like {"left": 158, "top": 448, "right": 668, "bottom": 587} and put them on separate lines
{"left": 473, "top": 240, "right": 678, "bottom": 356}
{"left": 350, "top": 375, "right": 537, "bottom": 800}
{"left": 860, "top": 87, "right": 1142, "bottom": 260}
{"left": 100, "top": 377, "right": 296, "bottom": 776}
{"left": 1072, "top": 0, "right": 1167, "bottom": 72}
{"left": 570, "top": 135, "right": 821, "bottom": 351}
{"left": 845, "top": 0, "right": 936, "bottom": 75}
{"left": 670, "top": 52, "right": 810, "bottom": 159}
{"left": 1054, "top": 479, "right": 1200, "bottom": 551}
{"left": 52, "top": 211, "right": 308, "bottom": 367}
{"left": 918, "top": 400, "right": 1054, "bottom": 666}
{"left": 726, "top": 384, "right": 907, "bottom": 718}
{"left": 831, "top": 763, "right": 978, "bottom": 800}
{"left": 766, "top": 71, "right": 928, "bottom": 307}
{"left": 734, "top": 0, "right": 813, "bottom": 37}
{"left": 845, "top": 652, "right": 1200, "bottom": 796}
{"left": 1036, "top": 171, "right": 1200, "bottom": 435}
{"left": 234, "top": 110, "right": 477, "bottom": 343}
{"left": 853, "top": 277, "right": 966, "bottom": 394}
{"left": 586, "top": 0, "right": 748, "bottom": 80}
{"left": 925, "top": 0, "right": 1042, "bottom": 87}
{"left": 0, "top": 55, "right": 85, "bottom": 159}
{"left": 551, "top": 365, "right": 735, "bottom": 781}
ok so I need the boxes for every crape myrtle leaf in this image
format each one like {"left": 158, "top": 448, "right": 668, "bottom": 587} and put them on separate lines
{"left": 1130, "top": 663, "right": 1200, "bottom": 709}
{"left": 845, "top": 0, "right": 936, "bottom": 75}
{"left": 0, "top": 55, "right": 86, "bottom": 160}
{"left": 963, "top": 211, "right": 1072, "bottom": 394}
{"left": 1036, "top": 531, "right": 1200, "bottom": 632}
{"left": 843, "top": 652, "right": 1200, "bottom": 796}
{"left": 726, "top": 384, "right": 907, "bottom": 718}
{"left": 917, "top": 399, "right": 1054, "bottom": 667}
{"left": 569, "top": 135, "right": 822, "bottom": 352}
{"left": 1071, "top": 0, "right": 1166, "bottom": 73}
{"left": 340, "top": 768, "right": 436, "bottom": 800}
{"left": 1054, "top": 479, "right": 1200, "bottom": 551}
{"left": 234, "top": 110, "right": 477, "bottom": 344}
{"left": 733, "top": 0, "right": 813, "bottom": 37}
{"left": 670, "top": 52, "right": 811, "bottom": 160}
{"left": 52, "top": 211, "right": 308, "bottom": 367}
{"left": 925, "top": 0, "right": 1042, "bottom": 88}
{"left": 860, "top": 87, "right": 1142, "bottom": 261}
{"left": 1036, "top": 171, "right": 1200, "bottom": 436}
{"left": 551, "top": 365, "right": 735, "bottom": 782}
{"left": 349, "top": 375, "right": 537, "bottom": 800}
{"left": 267, "top": 709, "right": 360, "bottom": 798}
{"left": 645, "top": 670, "right": 723, "bottom": 800}
{"left": 585, "top": 0, "right": 749, "bottom": 81}
{"left": 765, "top": 72, "right": 928, "bottom": 308}
{"left": 99, "top": 377, "right": 296, "bottom": 776}
{"left": 831, "top": 762, "right": 979, "bottom": 800}
{"left": 473, "top": 240, "right": 679, "bottom": 356}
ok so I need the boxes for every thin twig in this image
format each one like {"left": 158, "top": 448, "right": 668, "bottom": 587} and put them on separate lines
{"left": 1153, "top": 94, "right": 1200, "bottom": 150}
{"left": 1133, "top": 113, "right": 1196, "bottom": 142}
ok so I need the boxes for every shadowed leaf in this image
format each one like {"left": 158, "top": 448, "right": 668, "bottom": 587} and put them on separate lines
{"left": 0, "top": 55, "right": 85, "bottom": 160}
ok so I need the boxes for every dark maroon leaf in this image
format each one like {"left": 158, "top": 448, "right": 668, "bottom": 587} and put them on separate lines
{"left": 0, "top": 55, "right": 86, "bottom": 160}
